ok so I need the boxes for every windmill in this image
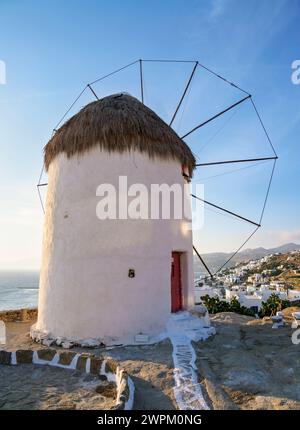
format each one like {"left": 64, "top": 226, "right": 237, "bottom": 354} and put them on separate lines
{"left": 37, "top": 59, "right": 277, "bottom": 279}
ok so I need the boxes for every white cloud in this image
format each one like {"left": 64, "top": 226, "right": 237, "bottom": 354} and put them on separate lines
{"left": 251, "top": 228, "right": 300, "bottom": 249}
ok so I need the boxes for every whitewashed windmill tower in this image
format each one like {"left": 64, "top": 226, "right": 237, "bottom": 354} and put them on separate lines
{"left": 32, "top": 93, "right": 196, "bottom": 345}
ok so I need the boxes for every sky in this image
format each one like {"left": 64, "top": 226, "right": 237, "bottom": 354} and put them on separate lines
{"left": 0, "top": 0, "right": 299, "bottom": 270}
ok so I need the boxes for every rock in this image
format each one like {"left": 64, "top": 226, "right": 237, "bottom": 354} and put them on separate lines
{"left": 117, "top": 376, "right": 130, "bottom": 402}
{"left": 105, "top": 358, "right": 118, "bottom": 374}
{"left": 0, "top": 321, "right": 6, "bottom": 344}
{"left": 0, "top": 350, "right": 11, "bottom": 365}
{"left": 55, "top": 337, "right": 65, "bottom": 346}
{"left": 30, "top": 325, "right": 50, "bottom": 342}
{"left": 37, "top": 348, "right": 57, "bottom": 362}
{"left": 16, "top": 349, "right": 33, "bottom": 364}
{"left": 112, "top": 401, "right": 125, "bottom": 410}
{"left": 81, "top": 338, "right": 101, "bottom": 348}
{"left": 98, "top": 374, "right": 108, "bottom": 381}
{"left": 90, "top": 357, "right": 103, "bottom": 374}
{"left": 76, "top": 354, "right": 91, "bottom": 372}
{"left": 42, "top": 338, "right": 55, "bottom": 347}
{"left": 224, "top": 369, "right": 270, "bottom": 392}
{"left": 119, "top": 394, "right": 127, "bottom": 404}
{"left": 95, "top": 382, "right": 116, "bottom": 398}
{"left": 58, "top": 351, "right": 76, "bottom": 366}
{"left": 61, "top": 341, "right": 74, "bottom": 349}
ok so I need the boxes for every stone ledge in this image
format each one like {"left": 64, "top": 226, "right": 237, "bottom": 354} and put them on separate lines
{"left": 0, "top": 308, "right": 38, "bottom": 322}
{"left": 30, "top": 325, "right": 105, "bottom": 349}
{"left": 0, "top": 348, "right": 134, "bottom": 410}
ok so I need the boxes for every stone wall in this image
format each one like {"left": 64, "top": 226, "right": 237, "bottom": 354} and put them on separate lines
{"left": 0, "top": 308, "right": 38, "bottom": 323}
{"left": 0, "top": 348, "right": 134, "bottom": 410}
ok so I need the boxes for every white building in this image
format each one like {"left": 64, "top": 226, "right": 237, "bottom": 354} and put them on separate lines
{"left": 239, "top": 294, "right": 262, "bottom": 312}
{"left": 288, "top": 290, "right": 300, "bottom": 301}
{"left": 225, "top": 289, "right": 239, "bottom": 301}
{"left": 195, "top": 286, "right": 221, "bottom": 303}
{"left": 32, "top": 93, "right": 197, "bottom": 345}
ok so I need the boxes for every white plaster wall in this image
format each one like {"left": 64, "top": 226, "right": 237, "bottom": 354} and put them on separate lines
{"left": 36, "top": 148, "right": 194, "bottom": 343}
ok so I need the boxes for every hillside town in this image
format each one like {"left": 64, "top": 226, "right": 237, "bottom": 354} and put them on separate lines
{"left": 195, "top": 249, "right": 300, "bottom": 313}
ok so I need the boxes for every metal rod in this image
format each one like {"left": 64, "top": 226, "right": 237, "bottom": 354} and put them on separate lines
{"left": 259, "top": 158, "right": 277, "bottom": 225}
{"left": 181, "top": 95, "right": 251, "bottom": 139}
{"left": 139, "top": 59, "right": 144, "bottom": 104}
{"left": 191, "top": 194, "right": 260, "bottom": 227}
{"left": 169, "top": 61, "right": 198, "bottom": 127}
{"left": 89, "top": 60, "right": 139, "bottom": 85}
{"left": 38, "top": 163, "right": 45, "bottom": 185}
{"left": 37, "top": 185, "right": 45, "bottom": 214}
{"left": 53, "top": 85, "right": 88, "bottom": 131}
{"left": 87, "top": 84, "right": 99, "bottom": 100}
{"left": 196, "top": 156, "right": 278, "bottom": 167}
{"left": 193, "top": 245, "right": 213, "bottom": 278}
{"left": 250, "top": 98, "right": 277, "bottom": 157}
{"left": 142, "top": 59, "right": 250, "bottom": 95}
{"left": 214, "top": 226, "right": 260, "bottom": 275}
{"left": 142, "top": 59, "right": 197, "bottom": 63}
{"left": 37, "top": 183, "right": 48, "bottom": 187}
{"left": 197, "top": 62, "right": 251, "bottom": 96}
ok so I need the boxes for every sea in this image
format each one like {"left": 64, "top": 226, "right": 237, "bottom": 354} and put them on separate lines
{"left": 0, "top": 271, "right": 39, "bottom": 311}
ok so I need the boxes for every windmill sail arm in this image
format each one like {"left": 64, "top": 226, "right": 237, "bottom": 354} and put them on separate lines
{"left": 196, "top": 156, "right": 278, "bottom": 167}
{"left": 191, "top": 194, "right": 261, "bottom": 227}
{"left": 169, "top": 61, "right": 198, "bottom": 127}
{"left": 193, "top": 245, "right": 213, "bottom": 278}
{"left": 181, "top": 95, "right": 251, "bottom": 140}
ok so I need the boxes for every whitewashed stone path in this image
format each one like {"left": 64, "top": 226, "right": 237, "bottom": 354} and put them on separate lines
{"left": 167, "top": 311, "right": 215, "bottom": 410}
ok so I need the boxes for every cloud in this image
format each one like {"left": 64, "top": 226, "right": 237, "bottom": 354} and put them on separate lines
{"left": 275, "top": 229, "right": 300, "bottom": 244}
{"left": 253, "top": 229, "right": 300, "bottom": 249}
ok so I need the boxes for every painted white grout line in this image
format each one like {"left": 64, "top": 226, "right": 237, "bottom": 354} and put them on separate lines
{"left": 169, "top": 334, "right": 209, "bottom": 410}
{"left": 125, "top": 376, "right": 135, "bottom": 410}
{"left": 11, "top": 352, "right": 17, "bottom": 365}
{"left": 32, "top": 351, "right": 80, "bottom": 369}
{"left": 100, "top": 360, "right": 116, "bottom": 382}
{"left": 86, "top": 357, "right": 91, "bottom": 373}
{"left": 167, "top": 311, "right": 215, "bottom": 410}
{"left": 6, "top": 349, "right": 134, "bottom": 410}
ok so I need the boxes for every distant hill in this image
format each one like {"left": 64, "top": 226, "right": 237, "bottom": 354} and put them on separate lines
{"left": 194, "top": 243, "right": 300, "bottom": 275}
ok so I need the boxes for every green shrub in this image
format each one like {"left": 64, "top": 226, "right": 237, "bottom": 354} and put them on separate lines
{"left": 259, "top": 294, "right": 290, "bottom": 317}
{"left": 201, "top": 295, "right": 256, "bottom": 317}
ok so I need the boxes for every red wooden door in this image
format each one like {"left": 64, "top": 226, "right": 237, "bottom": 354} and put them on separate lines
{"left": 171, "top": 252, "right": 182, "bottom": 313}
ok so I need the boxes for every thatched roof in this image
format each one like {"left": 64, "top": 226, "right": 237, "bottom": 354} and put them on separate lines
{"left": 44, "top": 93, "right": 196, "bottom": 174}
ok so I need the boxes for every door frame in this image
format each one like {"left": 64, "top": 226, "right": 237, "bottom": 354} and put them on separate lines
{"left": 171, "top": 251, "right": 183, "bottom": 313}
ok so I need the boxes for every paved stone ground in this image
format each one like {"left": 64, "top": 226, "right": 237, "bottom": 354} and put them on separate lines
{"left": 195, "top": 312, "right": 300, "bottom": 410}
{"left": 0, "top": 364, "right": 115, "bottom": 410}
{"left": 3, "top": 320, "right": 177, "bottom": 410}
{"left": 4, "top": 314, "right": 300, "bottom": 410}
{"left": 106, "top": 341, "right": 176, "bottom": 410}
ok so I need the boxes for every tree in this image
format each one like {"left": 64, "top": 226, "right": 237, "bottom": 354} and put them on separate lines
{"left": 259, "top": 294, "right": 290, "bottom": 317}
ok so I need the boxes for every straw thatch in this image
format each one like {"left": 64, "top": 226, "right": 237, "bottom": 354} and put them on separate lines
{"left": 44, "top": 93, "right": 196, "bottom": 174}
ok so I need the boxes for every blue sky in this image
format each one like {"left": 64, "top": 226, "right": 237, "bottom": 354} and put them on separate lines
{"left": 0, "top": 0, "right": 299, "bottom": 269}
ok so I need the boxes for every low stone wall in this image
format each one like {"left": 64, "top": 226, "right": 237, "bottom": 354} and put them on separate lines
{"left": 0, "top": 348, "right": 134, "bottom": 410}
{"left": 0, "top": 308, "right": 38, "bottom": 323}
